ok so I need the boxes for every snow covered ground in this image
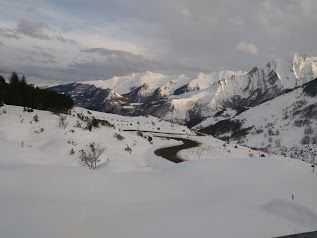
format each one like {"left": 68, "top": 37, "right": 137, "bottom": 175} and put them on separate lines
{"left": 0, "top": 105, "right": 316, "bottom": 238}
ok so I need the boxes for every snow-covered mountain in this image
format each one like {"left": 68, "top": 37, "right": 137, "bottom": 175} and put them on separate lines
{"left": 50, "top": 53, "right": 317, "bottom": 124}
{"left": 196, "top": 78, "right": 317, "bottom": 164}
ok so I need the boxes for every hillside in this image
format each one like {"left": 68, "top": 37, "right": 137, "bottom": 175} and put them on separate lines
{"left": 196, "top": 78, "right": 317, "bottom": 164}
{"left": 0, "top": 105, "right": 316, "bottom": 237}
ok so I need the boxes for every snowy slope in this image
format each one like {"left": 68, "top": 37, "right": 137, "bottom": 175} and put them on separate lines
{"left": 0, "top": 105, "right": 316, "bottom": 238}
{"left": 187, "top": 71, "right": 247, "bottom": 91}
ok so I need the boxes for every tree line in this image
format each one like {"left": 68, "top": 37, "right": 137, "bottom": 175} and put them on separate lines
{"left": 0, "top": 72, "right": 73, "bottom": 111}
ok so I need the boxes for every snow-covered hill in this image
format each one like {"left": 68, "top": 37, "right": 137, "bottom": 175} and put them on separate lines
{"left": 51, "top": 53, "right": 317, "bottom": 124}
{"left": 0, "top": 105, "right": 194, "bottom": 170}
{"left": 0, "top": 105, "right": 316, "bottom": 238}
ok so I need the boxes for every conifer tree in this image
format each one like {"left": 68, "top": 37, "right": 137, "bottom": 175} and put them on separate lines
{"left": 1, "top": 71, "right": 73, "bottom": 111}
{"left": 0, "top": 75, "right": 5, "bottom": 106}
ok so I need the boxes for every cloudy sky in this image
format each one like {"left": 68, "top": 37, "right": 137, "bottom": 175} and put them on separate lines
{"left": 0, "top": 0, "right": 317, "bottom": 82}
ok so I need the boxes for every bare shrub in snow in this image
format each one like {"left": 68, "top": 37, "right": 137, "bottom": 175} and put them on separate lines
{"left": 292, "top": 100, "right": 308, "bottom": 113}
{"left": 265, "top": 122, "right": 274, "bottom": 128}
{"left": 300, "top": 103, "right": 317, "bottom": 119}
{"left": 114, "top": 133, "right": 125, "bottom": 141}
{"left": 91, "top": 117, "right": 100, "bottom": 128}
{"left": 194, "top": 146, "right": 205, "bottom": 159}
{"left": 255, "top": 129, "right": 264, "bottom": 134}
{"left": 86, "top": 122, "right": 92, "bottom": 131}
{"left": 58, "top": 114, "right": 68, "bottom": 129}
{"left": 100, "top": 119, "right": 114, "bottom": 128}
{"left": 301, "top": 136, "right": 311, "bottom": 145}
{"left": 282, "top": 112, "right": 289, "bottom": 120}
{"left": 136, "top": 131, "right": 144, "bottom": 137}
{"left": 33, "top": 114, "right": 39, "bottom": 122}
{"left": 125, "top": 145, "right": 132, "bottom": 154}
{"left": 67, "top": 139, "right": 77, "bottom": 146}
{"left": 34, "top": 128, "right": 44, "bottom": 134}
{"left": 23, "top": 107, "right": 33, "bottom": 113}
{"left": 275, "top": 139, "right": 281, "bottom": 147}
{"left": 304, "top": 126, "right": 314, "bottom": 135}
{"left": 79, "top": 143, "right": 105, "bottom": 170}
{"left": 311, "top": 137, "right": 317, "bottom": 144}
{"left": 194, "top": 145, "right": 211, "bottom": 159}
{"left": 294, "top": 119, "right": 311, "bottom": 127}
{"left": 69, "top": 148, "right": 75, "bottom": 155}
{"left": 75, "top": 120, "right": 82, "bottom": 128}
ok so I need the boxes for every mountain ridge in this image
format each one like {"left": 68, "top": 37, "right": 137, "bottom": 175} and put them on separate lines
{"left": 50, "top": 53, "right": 317, "bottom": 124}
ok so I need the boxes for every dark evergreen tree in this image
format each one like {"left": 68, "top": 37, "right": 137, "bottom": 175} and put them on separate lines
{"left": 1, "top": 72, "right": 73, "bottom": 111}
{"left": 6, "top": 71, "right": 21, "bottom": 105}
{"left": 0, "top": 75, "right": 6, "bottom": 106}
{"left": 9, "top": 71, "right": 19, "bottom": 85}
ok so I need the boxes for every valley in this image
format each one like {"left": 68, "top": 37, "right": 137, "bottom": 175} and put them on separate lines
{"left": 1, "top": 1, "right": 317, "bottom": 237}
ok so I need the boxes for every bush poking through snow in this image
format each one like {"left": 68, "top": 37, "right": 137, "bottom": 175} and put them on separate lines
{"left": 69, "top": 148, "right": 75, "bottom": 155}
{"left": 136, "top": 131, "right": 143, "bottom": 137}
{"left": 79, "top": 143, "right": 105, "bottom": 170}
{"left": 125, "top": 145, "right": 132, "bottom": 154}
{"left": 301, "top": 136, "right": 311, "bottom": 145}
{"left": 294, "top": 119, "right": 311, "bottom": 127}
{"left": 275, "top": 139, "right": 281, "bottom": 147}
{"left": 114, "top": 133, "right": 125, "bottom": 141}
{"left": 91, "top": 117, "right": 100, "bottom": 128}
{"left": 304, "top": 126, "right": 314, "bottom": 135}
{"left": 23, "top": 107, "right": 33, "bottom": 113}
{"left": 75, "top": 120, "right": 82, "bottom": 128}
{"left": 33, "top": 114, "right": 39, "bottom": 122}
{"left": 58, "top": 114, "right": 68, "bottom": 129}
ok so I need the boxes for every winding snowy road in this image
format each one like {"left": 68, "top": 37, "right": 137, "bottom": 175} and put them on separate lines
{"left": 154, "top": 137, "right": 200, "bottom": 163}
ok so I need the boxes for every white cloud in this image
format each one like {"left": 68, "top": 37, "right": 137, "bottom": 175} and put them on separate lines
{"left": 235, "top": 41, "right": 258, "bottom": 55}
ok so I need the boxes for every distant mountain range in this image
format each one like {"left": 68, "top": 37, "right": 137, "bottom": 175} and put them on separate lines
{"left": 50, "top": 53, "right": 317, "bottom": 125}
{"left": 49, "top": 53, "right": 317, "bottom": 162}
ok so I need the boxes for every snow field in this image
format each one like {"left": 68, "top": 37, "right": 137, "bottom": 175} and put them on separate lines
{"left": 0, "top": 105, "right": 316, "bottom": 238}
